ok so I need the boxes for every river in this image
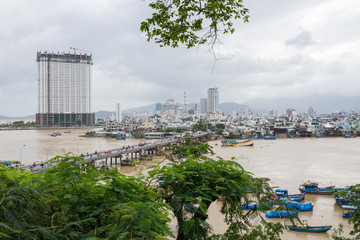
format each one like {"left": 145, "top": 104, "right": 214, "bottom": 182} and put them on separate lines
{"left": 0, "top": 128, "right": 359, "bottom": 239}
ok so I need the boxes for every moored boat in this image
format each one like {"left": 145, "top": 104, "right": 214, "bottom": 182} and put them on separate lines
{"left": 264, "top": 136, "right": 276, "bottom": 140}
{"left": 274, "top": 189, "right": 289, "bottom": 199}
{"left": 299, "top": 181, "right": 335, "bottom": 195}
{"left": 288, "top": 193, "right": 306, "bottom": 202}
{"left": 287, "top": 220, "right": 332, "bottom": 233}
{"left": 342, "top": 205, "right": 357, "bottom": 218}
{"left": 266, "top": 210, "right": 298, "bottom": 218}
{"left": 221, "top": 138, "right": 254, "bottom": 147}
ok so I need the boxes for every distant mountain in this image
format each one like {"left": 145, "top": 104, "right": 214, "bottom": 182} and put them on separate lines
{"left": 0, "top": 114, "right": 35, "bottom": 120}
{"left": 123, "top": 103, "right": 156, "bottom": 115}
{"left": 94, "top": 111, "right": 116, "bottom": 119}
{"left": 219, "top": 102, "right": 247, "bottom": 114}
{"left": 95, "top": 102, "right": 260, "bottom": 118}
{"left": 243, "top": 95, "right": 360, "bottom": 114}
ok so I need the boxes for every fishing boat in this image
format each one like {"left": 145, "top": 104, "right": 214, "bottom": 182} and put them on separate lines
{"left": 240, "top": 203, "right": 271, "bottom": 210}
{"left": 287, "top": 220, "right": 332, "bottom": 233}
{"left": 116, "top": 137, "right": 126, "bottom": 140}
{"left": 334, "top": 189, "right": 354, "bottom": 206}
{"left": 266, "top": 210, "right": 298, "bottom": 218}
{"left": 342, "top": 205, "right": 357, "bottom": 218}
{"left": 288, "top": 193, "right": 306, "bottom": 202}
{"left": 221, "top": 138, "right": 254, "bottom": 147}
{"left": 275, "top": 189, "right": 288, "bottom": 198}
{"left": 299, "top": 181, "right": 335, "bottom": 195}
{"left": 274, "top": 189, "right": 305, "bottom": 201}
{"left": 264, "top": 136, "right": 276, "bottom": 140}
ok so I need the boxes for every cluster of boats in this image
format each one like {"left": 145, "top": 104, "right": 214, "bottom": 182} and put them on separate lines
{"left": 334, "top": 188, "right": 358, "bottom": 219}
{"left": 50, "top": 132, "right": 62, "bottom": 137}
{"left": 238, "top": 181, "right": 357, "bottom": 233}
{"left": 50, "top": 131, "right": 71, "bottom": 137}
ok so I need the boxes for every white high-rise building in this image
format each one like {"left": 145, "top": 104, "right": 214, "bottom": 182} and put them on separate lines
{"left": 200, "top": 98, "right": 207, "bottom": 114}
{"left": 36, "top": 51, "right": 94, "bottom": 127}
{"left": 116, "top": 103, "right": 122, "bottom": 123}
{"left": 207, "top": 87, "right": 219, "bottom": 113}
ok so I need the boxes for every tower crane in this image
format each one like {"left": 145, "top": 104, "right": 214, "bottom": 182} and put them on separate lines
{"left": 69, "top": 46, "right": 92, "bottom": 54}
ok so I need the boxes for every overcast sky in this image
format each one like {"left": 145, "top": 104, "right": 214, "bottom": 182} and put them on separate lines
{"left": 1, "top": 0, "right": 359, "bottom": 117}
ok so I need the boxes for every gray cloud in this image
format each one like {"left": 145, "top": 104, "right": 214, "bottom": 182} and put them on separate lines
{"left": 286, "top": 31, "right": 315, "bottom": 48}
{"left": 0, "top": 0, "right": 360, "bottom": 116}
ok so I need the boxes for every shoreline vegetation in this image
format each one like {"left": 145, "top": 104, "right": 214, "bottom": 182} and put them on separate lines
{"left": 1, "top": 138, "right": 359, "bottom": 240}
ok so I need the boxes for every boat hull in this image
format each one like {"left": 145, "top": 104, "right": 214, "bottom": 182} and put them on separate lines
{"left": 287, "top": 225, "right": 332, "bottom": 233}
{"left": 221, "top": 139, "right": 254, "bottom": 147}
{"left": 299, "top": 188, "right": 334, "bottom": 195}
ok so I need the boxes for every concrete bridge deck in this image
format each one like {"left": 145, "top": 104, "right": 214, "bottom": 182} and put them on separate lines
{"left": 24, "top": 133, "right": 208, "bottom": 172}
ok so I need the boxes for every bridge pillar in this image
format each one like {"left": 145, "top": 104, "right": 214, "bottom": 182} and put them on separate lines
{"left": 110, "top": 157, "right": 113, "bottom": 166}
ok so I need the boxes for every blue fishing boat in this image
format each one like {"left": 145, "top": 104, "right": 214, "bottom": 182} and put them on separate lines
{"left": 116, "top": 137, "right": 126, "bottom": 140}
{"left": 288, "top": 193, "right": 306, "bottom": 202}
{"left": 299, "top": 181, "right": 334, "bottom": 195}
{"left": 266, "top": 210, "right": 298, "bottom": 218}
{"left": 240, "top": 203, "right": 271, "bottom": 210}
{"left": 275, "top": 189, "right": 288, "bottom": 198}
{"left": 342, "top": 205, "right": 357, "bottom": 218}
{"left": 335, "top": 195, "right": 353, "bottom": 206}
{"left": 264, "top": 136, "right": 276, "bottom": 140}
{"left": 287, "top": 220, "right": 332, "bottom": 233}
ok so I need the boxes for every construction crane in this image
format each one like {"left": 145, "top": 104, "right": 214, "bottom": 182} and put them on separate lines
{"left": 69, "top": 46, "right": 92, "bottom": 54}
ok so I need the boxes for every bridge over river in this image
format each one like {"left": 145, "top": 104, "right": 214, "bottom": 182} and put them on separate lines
{"left": 24, "top": 133, "right": 209, "bottom": 172}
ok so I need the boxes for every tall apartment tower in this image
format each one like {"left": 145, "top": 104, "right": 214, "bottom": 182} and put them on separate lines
{"left": 116, "top": 103, "right": 122, "bottom": 123}
{"left": 36, "top": 51, "right": 95, "bottom": 127}
{"left": 200, "top": 98, "right": 207, "bottom": 114}
{"left": 207, "top": 87, "right": 219, "bottom": 113}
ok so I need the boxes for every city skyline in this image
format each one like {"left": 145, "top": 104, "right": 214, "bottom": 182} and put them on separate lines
{"left": 1, "top": 1, "right": 360, "bottom": 116}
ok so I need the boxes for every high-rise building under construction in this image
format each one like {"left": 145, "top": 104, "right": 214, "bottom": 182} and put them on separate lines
{"left": 36, "top": 51, "right": 95, "bottom": 127}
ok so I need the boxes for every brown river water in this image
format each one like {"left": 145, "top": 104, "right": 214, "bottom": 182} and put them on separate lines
{"left": 1, "top": 128, "right": 359, "bottom": 239}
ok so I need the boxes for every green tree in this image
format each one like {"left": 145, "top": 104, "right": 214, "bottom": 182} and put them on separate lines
{"left": 148, "top": 138, "right": 283, "bottom": 240}
{"left": 192, "top": 121, "right": 214, "bottom": 132}
{"left": 0, "top": 155, "right": 172, "bottom": 239}
{"left": 141, "top": 0, "right": 250, "bottom": 48}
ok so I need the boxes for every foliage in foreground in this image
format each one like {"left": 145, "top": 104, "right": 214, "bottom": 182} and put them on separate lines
{"left": 0, "top": 155, "right": 172, "bottom": 239}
